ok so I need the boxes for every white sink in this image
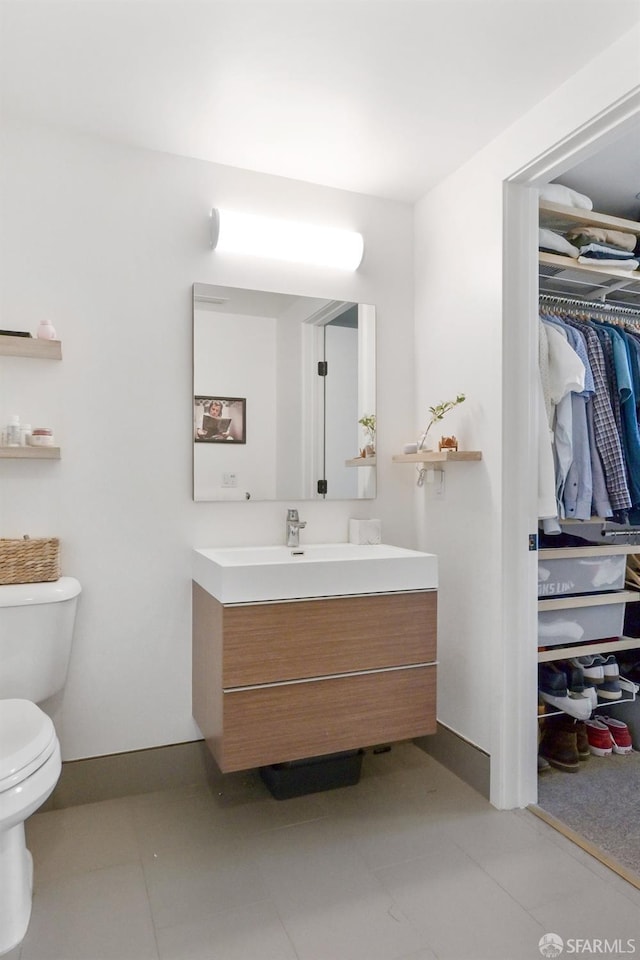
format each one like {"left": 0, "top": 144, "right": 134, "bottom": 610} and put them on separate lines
{"left": 192, "top": 542, "right": 437, "bottom": 603}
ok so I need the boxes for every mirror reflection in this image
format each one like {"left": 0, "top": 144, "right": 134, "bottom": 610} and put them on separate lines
{"left": 193, "top": 283, "right": 376, "bottom": 501}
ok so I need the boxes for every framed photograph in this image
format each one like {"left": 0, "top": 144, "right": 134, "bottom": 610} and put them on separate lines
{"left": 194, "top": 396, "right": 246, "bottom": 444}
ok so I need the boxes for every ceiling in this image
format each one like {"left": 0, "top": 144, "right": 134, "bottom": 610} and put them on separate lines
{"left": 0, "top": 1, "right": 639, "bottom": 203}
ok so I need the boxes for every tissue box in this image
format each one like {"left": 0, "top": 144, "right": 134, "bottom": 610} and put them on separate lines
{"left": 349, "top": 518, "right": 382, "bottom": 545}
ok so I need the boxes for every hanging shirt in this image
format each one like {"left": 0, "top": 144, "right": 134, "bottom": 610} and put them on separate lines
{"left": 560, "top": 315, "right": 631, "bottom": 516}
{"left": 542, "top": 313, "right": 595, "bottom": 522}
{"left": 543, "top": 321, "right": 586, "bottom": 515}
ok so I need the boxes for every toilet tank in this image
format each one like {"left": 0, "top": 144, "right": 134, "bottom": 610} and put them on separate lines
{"left": 0, "top": 577, "right": 81, "bottom": 702}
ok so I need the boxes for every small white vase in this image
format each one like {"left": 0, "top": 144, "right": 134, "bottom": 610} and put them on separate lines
{"left": 36, "top": 319, "right": 57, "bottom": 340}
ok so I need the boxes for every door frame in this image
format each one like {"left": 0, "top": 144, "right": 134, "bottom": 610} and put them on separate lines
{"left": 497, "top": 88, "right": 640, "bottom": 809}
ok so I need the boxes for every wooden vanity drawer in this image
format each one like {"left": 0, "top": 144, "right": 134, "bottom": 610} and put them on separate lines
{"left": 222, "top": 591, "right": 436, "bottom": 687}
{"left": 218, "top": 665, "right": 437, "bottom": 772}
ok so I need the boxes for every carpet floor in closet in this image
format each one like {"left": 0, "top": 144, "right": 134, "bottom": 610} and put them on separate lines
{"left": 537, "top": 749, "right": 640, "bottom": 882}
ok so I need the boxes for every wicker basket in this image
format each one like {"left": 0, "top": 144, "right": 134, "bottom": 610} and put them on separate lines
{"left": 0, "top": 537, "right": 60, "bottom": 585}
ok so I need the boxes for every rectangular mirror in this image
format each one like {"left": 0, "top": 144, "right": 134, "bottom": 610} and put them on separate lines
{"left": 193, "top": 283, "right": 376, "bottom": 501}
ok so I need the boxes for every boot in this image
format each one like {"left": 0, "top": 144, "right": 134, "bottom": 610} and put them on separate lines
{"left": 539, "top": 716, "right": 579, "bottom": 772}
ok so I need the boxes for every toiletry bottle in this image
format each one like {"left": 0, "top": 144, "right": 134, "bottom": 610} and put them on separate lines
{"left": 6, "top": 414, "right": 21, "bottom": 446}
{"left": 20, "top": 423, "right": 32, "bottom": 446}
{"left": 36, "top": 319, "right": 57, "bottom": 340}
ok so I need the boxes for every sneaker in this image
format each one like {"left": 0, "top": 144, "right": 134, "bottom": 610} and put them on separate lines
{"left": 599, "top": 716, "right": 633, "bottom": 754}
{"left": 538, "top": 663, "right": 568, "bottom": 696}
{"left": 538, "top": 664, "right": 592, "bottom": 720}
{"left": 585, "top": 718, "right": 614, "bottom": 756}
{"left": 598, "top": 656, "right": 622, "bottom": 701}
{"left": 577, "top": 655, "right": 605, "bottom": 691}
{"left": 569, "top": 658, "right": 598, "bottom": 709}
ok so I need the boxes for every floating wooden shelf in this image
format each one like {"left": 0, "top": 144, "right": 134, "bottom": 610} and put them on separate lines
{"left": 392, "top": 450, "right": 482, "bottom": 463}
{"left": 0, "top": 446, "right": 60, "bottom": 460}
{"left": 345, "top": 457, "right": 376, "bottom": 467}
{"left": 0, "top": 336, "right": 62, "bottom": 360}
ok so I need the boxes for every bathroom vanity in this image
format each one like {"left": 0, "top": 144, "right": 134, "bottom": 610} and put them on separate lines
{"left": 192, "top": 544, "right": 438, "bottom": 772}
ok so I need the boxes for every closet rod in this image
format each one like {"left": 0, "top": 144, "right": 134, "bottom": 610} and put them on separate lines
{"left": 539, "top": 293, "right": 640, "bottom": 318}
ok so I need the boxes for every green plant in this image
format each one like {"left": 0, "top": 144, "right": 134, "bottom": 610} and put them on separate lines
{"left": 358, "top": 413, "right": 376, "bottom": 448}
{"left": 418, "top": 394, "right": 465, "bottom": 451}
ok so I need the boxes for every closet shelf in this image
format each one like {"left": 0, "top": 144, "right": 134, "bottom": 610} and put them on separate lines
{"left": 539, "top": 199, "right": 640, "bottom": 236}
{"left": 0, "top": 336, "right": 62, "bottom": 360}
{"left": 538, "top": 545, "right": 639, "bottom": 560}
{"left": 0, "top": 446, "right": 61, "bottom": 460}
{"left": 538, "top": 590, "right": 640, "bottom": 613}
{"left": 538, "top": 691, "right": 637, "bottom": 720}
{"left": 539, "top": 251, "right": 640, "bottom": 285}
{"left": 538, "top": 635, "right": 640, "bottom": 663}
{"left": 392, "top": 450, "right": 482, "bottom": 464}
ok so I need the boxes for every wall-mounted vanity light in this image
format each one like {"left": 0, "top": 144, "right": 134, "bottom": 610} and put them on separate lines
{"left": 209, "top": 208, "right": 364, "bottom": 271}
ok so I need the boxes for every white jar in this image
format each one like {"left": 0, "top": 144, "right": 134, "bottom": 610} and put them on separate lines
{"left": 20, "top": 424, "right": 32, "bottom": 446}
{"left": 36, "top": 319, "right": 57, "bottom": 340}
{"left": 6, "top": 415, "right": 21, "bottom": 446}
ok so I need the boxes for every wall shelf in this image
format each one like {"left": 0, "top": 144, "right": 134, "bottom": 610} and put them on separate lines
{"left": 345, "top": 457, "right": 376, "bottom": 467}
{"left": 392, "top": 450, "right": 482, "bottom": 464}
{"left": 0, "top": 336, "right": 62, "bottom": 360}
{"left": 0, "top": 446, "right": 60, "bottom": 460}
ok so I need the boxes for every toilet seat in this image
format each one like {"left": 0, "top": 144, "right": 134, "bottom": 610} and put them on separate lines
{"left": 0, "top": 700, "right": 57, "bottom": 793}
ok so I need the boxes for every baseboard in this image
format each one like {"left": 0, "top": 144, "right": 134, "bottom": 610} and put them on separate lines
{"left": 42, "top": 739, "right": 218, "bottom": 810}
{"left": 414, "top": 722, "right": 490, "bottom": 800}
{"left": 44, "top": 729, "right": 491, "bottom": 810}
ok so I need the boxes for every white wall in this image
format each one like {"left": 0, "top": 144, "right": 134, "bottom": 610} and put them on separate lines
{"left": 414, "top": 26, "right": 640, "bottom": 772}
{"left": 0, "top": 120, "right": 415, "bottom": 760}
{"left": 193, "top": 308, "right": 277, "bottom": 500}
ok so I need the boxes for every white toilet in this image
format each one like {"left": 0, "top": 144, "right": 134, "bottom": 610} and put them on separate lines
{"left": 0, "top": 576, "right": 81, "bottom": 956}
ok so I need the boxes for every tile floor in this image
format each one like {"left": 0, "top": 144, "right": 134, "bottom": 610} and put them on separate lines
{"left": 6, "top": 743, "right": 640, "bottom": 960}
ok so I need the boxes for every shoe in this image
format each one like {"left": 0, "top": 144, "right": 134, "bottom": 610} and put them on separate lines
{"left": 538, "top": 754, "right": 552, "bottom": 774}
{"left": 539, "top": 717, "right": 580, "bottom": 772}
{"left": 574, "top": 721, "right": 591, "bottom": 761}
{"left": 598, "top": 656, "right": 622, "bottom": 701}
{"left": 538, "top": 663, "right": 592, "bottom": 720}
{"left": 585, "top": 718, "right": 614, "bottom": 756}
{"left": 569, "top": 658, "right": 598, "bottom": 709}
{"left": 577, "top": 655, "right": 605, "bottom": 691}
{"left": 599, "top": 716, "right": 633, "bottom": 754}
{"left": 538, "top": 663, "right": 567, "bottom": 696}
{"left": 538, "top": 690, "right": 592, "bottom": 720}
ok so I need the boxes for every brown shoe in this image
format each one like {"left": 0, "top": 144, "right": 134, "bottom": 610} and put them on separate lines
{"left": 539, "top": 717, "right": 580, "bottom": 772}
{"left": 574, "top": 721, "right": 590, "bottom": 761}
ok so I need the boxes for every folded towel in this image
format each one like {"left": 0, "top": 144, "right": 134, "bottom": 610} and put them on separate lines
{"left": 566, "top": 227, "right": 637, "bottom": 252}
{"left": 539, "top": 228, "right": 579, "bottom": 258}
{"left": 540, "top": 183, "right": 593, "bottom": 210}
{"left": 578, "top": 256, "right": 639, "bottom": 271}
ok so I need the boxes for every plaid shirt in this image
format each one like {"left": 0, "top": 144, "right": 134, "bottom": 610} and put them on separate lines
{"left": 561, "top": 315, "right": 631, "bottom": 512}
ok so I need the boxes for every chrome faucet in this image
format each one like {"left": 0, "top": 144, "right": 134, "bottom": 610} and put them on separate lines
{"left": 286, "top": 508, "right": 307, "bottom": 547}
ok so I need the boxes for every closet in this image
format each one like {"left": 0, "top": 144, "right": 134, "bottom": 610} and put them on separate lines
{"left": 535, "top": 166, "right": 640, "bottom": 883}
